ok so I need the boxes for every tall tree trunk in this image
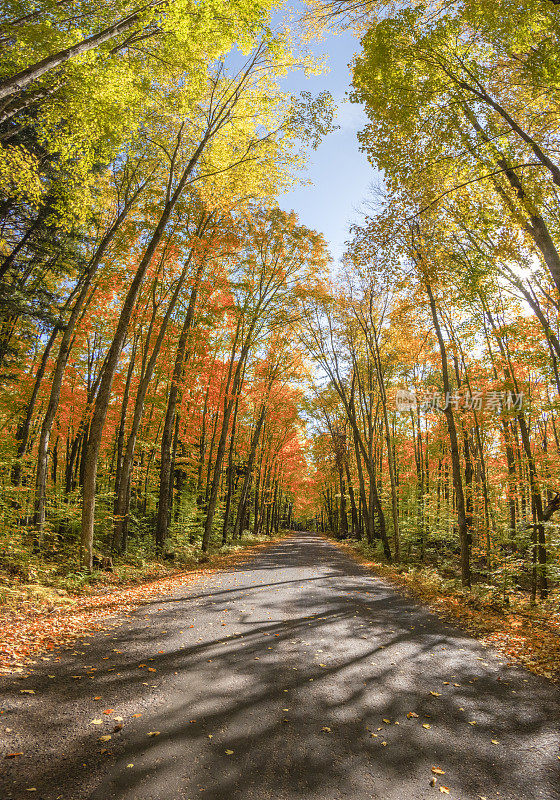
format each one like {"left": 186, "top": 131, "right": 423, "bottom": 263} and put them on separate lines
{"left": 112, "top": 251, "right": 194, "bottom": 552}
{"left": 80, "top": 141, "right": 206, "bottom": 569}
{"left": 232, "top": 402, "right": 267, "bottom": 541}
{"left": 34, "top": 190, "right": 142, "bottom": 537}
{"left": 155, "top": 252, "right": 207, "bottom": 553}
{"left": 11, "top": 324, "right": 59, "bottom": 486}
{"left": 0, "top": 8, "right": 150, "bottom": 106}
{"left": 425, "top": 281, "right": 471, "bottom": 588}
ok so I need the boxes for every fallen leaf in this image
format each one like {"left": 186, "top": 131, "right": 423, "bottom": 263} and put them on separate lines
{"left": 432, "top": 767, "right": 446, "bottom": 775}
{"left": 91, "top": 719, "right": 103, "bottom": 725}
{"left": 147, "top": 731, "right": 160, "bottom": 737}
{"left": 439, "top": 787, "right": 450, "bottom": 794}
{"left": 491, "top": 739, "right": 499, "bottom": 745}
{"left": 98, "top": 735, "right": 111, "bottom": 742}
{"left": 5, "top": 752, "right": 23, "bottom": 758}
{"left": 20, "top": 690, "right": 35, "bottom": 695}
{"left": 132, "top": 713, "right": 142, "bottom": 718}
{"left": 430, "top": 691, "right": 441, "bottom": 697}
{"left": 113, "top": 724, "right": 123, "bottom": 732}
{"left": 422, "top": 724, "right": 431, "bottom": 729}
{"left": 103, "top": 709, "right": 114, "bottom": 714}
{"left": 321, "top": 726, "right": 331, "bottom": 733}
{"left": 407, "top": 712, "right": 419, "bottom": 718}
{"left": 225, "top": 749, "right": 234, "bottom": 755}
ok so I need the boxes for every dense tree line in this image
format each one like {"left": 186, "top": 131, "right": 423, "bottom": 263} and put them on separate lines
{"left": 0, "top": 0, "right": 333, "bottom": 573}
{"left": 301, "top": 0, "right": 560, "bottom": 602}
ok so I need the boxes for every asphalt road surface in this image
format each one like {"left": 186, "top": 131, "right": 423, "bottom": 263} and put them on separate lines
{"left": 1, "top": 533, "right": 559, "bottom": 800}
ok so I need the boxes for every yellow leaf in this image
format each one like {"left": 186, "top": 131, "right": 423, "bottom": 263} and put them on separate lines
{"left": 225, "top": 749, "right": 234, "bottom": 755}
{"left": 147, "top": 731, "right": 160, "bottom": 737}
{"left": 98, "top": 735, "right": 111, "bottom": 742}
{"left": 439, "top": 788, "right": 450, "bottom": 794}
{"left": 91, "top": 719, "right": 103, "bottom": 725}
{"left": 432, "top": 767, "right": 445, "bottom": 775}
{"left": 407, "top": 712, "right": 419, "bottom": 718}
{"left": 422, "top": 723, "right": 431, "bottom": 729}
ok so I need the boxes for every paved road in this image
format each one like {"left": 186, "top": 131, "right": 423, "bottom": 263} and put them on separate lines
{"left": 1, "top": 534, "right": 559, "bottom": 800}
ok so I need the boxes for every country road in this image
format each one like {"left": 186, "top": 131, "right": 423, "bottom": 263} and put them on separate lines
{"left": 1, "top": 534, "right": 559, "bottom": 800}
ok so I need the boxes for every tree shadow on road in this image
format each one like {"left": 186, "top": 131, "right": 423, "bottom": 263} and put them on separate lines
{"left": 1, "top": 535, "right": 559, "bottom": 800}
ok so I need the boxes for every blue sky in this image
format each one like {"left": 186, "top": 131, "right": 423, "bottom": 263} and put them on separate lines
{"left": 278, "top": 26, "right": 382, "bottom": 262}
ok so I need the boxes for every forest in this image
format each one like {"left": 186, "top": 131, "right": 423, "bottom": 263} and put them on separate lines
{"left": 2, "top": 3, "right": 560, "bottom": 799}
{"left": 1, "top": 0, "right": 560, "bottom": 619}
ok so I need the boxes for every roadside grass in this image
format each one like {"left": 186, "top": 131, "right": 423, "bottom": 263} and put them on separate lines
{"left": 0, "top": 531, "right": 289, "bottom": 675}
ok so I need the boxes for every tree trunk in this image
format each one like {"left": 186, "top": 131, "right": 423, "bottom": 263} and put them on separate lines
{"left": 156, "top": 245, "right": 208, "bottom": 553}
{"left": 80, "top": 143, "right": 205, "bottom": 569}
{"left": 425, "top": 281, "right": 471, "bottom": 588}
